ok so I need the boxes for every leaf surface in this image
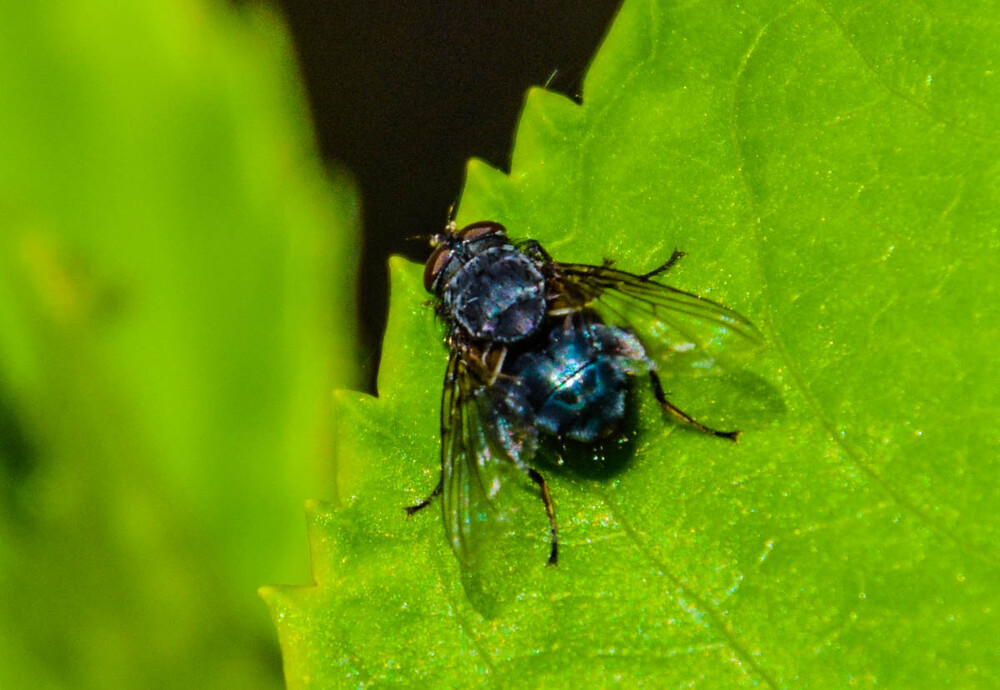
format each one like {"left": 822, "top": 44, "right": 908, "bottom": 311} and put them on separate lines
{"left": 264, "top": 0, "right": 1000, "bottom": 686}
{"left": 0, "top": 1, "right": 358, "bottom": 687}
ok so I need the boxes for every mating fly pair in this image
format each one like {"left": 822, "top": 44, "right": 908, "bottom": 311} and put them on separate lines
{"left": 406, "top": 220, "right": 760, "bottom": 567}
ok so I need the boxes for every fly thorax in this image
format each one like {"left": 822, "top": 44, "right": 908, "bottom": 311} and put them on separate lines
{"left": 444, "top": 246, "right": 546, "bottom": 343}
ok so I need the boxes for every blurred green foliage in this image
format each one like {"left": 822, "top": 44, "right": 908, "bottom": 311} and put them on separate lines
{"left": 264, "top": 0, "right": 1000, "bottom": 686}
{"left": 0, "top": 1, "right": 358, "bottom": 688}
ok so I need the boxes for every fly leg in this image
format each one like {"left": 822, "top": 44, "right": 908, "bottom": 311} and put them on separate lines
{"left": 520, "top": 239, "right": 554, "bottom": 263}
{"left": 520, "top": 465, "right": 559, "bottom": 565}
{"left": 404, "top": 476, "right": 443, "bottom": 515}
{"left": 649, "top": 370, "right": 740, "bottom": 442}
{"left": 640, "top": 249, "right": 685, "bottom": 280}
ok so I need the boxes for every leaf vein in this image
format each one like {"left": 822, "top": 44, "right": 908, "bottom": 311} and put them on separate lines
{"left": 597, "top": 489, "right": 781, "bottom": 689}
{"left": 810, "top": 0, "right": 1000, "bottom": 143}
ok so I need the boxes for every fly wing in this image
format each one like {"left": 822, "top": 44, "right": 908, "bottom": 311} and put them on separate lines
{"left": 553, "top": 261, "right": 763, "bottom": 370}
{"left": 439, "top": 349, "right": 536, "bottom": 569}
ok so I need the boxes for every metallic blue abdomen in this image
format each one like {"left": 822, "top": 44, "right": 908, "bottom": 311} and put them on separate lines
{"left": 502, "top": 321, "right": 632, "bottom": 443}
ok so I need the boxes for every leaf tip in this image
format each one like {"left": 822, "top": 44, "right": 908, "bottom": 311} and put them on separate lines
{"left": 458, "top": 158, "right": 511, "bottom": 221}
{"left": 387, "top": 253, "right": 419, "bottom": 277}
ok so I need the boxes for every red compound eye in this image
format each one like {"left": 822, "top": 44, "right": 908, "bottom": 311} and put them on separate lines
{"left": 423, "top": 244, "right": 452, "bottom": 293}
{"left": 457, "top": 221, "right": 506, "bottom": 242}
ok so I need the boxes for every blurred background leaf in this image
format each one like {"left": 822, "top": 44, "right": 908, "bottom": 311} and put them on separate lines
{"left": 264, "top": 0, "right": 1000, "bottom": 686}
{"left": 0, "top": 1, "right": 358, "bottom": 687}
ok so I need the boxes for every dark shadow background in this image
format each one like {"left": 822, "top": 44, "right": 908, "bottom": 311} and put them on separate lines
{"left": 271, "top": 0, "right": 623, "bottom": 388}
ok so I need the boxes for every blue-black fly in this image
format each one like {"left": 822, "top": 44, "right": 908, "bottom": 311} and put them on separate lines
{"left": 406, "top": 220, "right": 761, "bottom": 567}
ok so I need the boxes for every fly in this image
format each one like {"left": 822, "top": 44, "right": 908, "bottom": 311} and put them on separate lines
{"left": 406, "top": 220, "right": 762, "bottom": 567}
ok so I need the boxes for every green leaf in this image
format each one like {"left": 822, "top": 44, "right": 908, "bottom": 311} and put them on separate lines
{"left": 263, "top": 0, "right": 1000, "bottom": 686}
{"left": 0, "top": 1, "right": 357, "bottom": 687}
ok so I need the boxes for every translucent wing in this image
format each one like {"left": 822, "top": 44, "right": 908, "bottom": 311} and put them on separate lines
{"left": 439, "top": 348, "right": 536, "bottom": 569}
{"left": 552, "top": 260, "right": 763, "bottom": 367}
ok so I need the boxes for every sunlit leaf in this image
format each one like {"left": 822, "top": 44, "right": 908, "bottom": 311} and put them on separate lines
{"left": 264, "top": 0, "right": 1000, "bottom": 686}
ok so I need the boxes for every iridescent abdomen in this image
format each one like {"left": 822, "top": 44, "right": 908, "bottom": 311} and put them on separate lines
{"left": 501, "top": 320, "right": 645, "bottom": 444}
